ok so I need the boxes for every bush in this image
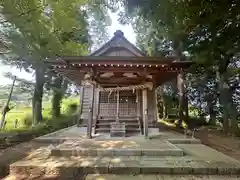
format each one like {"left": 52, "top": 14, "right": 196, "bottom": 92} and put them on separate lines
{"left": 22, "top": 114, "right": 32, "bottom": 127}
{"left": 66, "top": 102, "right": 78, "bottom": 115}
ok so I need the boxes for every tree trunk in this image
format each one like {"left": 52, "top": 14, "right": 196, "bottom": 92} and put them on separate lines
{"left": 158, "top": 86, "right": 168, "bottom": 119}
{"left": 229, "top": 102, "right": 240, "bottom": 137}
{"left": 177, "top": 71, "right": 188, "bottom": 127}
{"left": 216, "top": 70, "right": 229, "bottom": 134}
{"left": 206, "top": 96, "right": 216, "bottom": 125}
{"left": 52, "top": 76, "right": 63, "bottom": 118}
{"left": 0, "top": 76, "right": 16, "bottom": 129}
{"left": 32, "top": 66, "right": 45, "bottom": 126}
{"left": 216, "top": 70, "right": 239, "bottom": 136}
{"left": 208, "top": 103, "right": 216, "bottom": 125}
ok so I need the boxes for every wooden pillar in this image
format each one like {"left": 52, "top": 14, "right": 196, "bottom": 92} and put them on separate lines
{"left": 136, "top": 90, "right": 141, "bottom": 117}
{"left": 136, "top": 90, "right": 143, "bottom": 134}
{"left": 78, "top": 86, "right": 84, "bottom": 127}
{"left": 142, "top": 88, "right": 148, "bottom": 138}
{"left": 93, "top": 88, "right": 100, "bottom": 134}
{"left": 116, "top": 90, "right": 120, "bottom": 123}
{"left": 87, "top": 85, "right": 95, "bottom": 139}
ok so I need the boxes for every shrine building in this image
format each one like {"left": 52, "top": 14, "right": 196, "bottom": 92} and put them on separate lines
{"left": 45, "top": 30, "right": 192, "bottom": 138}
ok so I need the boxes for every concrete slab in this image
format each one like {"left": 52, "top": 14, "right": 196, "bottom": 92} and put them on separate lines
{"left": 176, "top": 144, "right": 240, "bottom": 164}
{"left": 167, "top": 138, "right": 201, "bottom": 144}
{"left": 34, "top": 127, "right": 180, "bottom": 142}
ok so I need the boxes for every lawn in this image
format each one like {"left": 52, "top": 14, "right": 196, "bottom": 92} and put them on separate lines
{"left": 2, "top": 97, "right": 79, "bottom": 131}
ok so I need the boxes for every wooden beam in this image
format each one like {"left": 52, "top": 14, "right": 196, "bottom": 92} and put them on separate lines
{"left": 55, "top": 66, "right": 182, "bottom": 74}
{"left": 46, "top": 55, "right": 179, "bottom": 64}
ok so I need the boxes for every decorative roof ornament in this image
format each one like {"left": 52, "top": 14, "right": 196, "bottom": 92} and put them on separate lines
{"left": 114, "top": 30, "right": 124, "bottom": 37}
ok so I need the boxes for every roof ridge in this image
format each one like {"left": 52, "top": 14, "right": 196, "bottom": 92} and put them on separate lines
{"left": 88, "top": 30, "right": 146, "bottom": 57}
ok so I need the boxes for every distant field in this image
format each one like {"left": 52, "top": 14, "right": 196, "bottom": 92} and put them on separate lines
{"left": 2, "top": 97, "right": 79, "bottom": 131}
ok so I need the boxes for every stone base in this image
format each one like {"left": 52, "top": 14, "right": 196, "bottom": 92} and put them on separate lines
{"left": 9, "top": 156, "right": 240, "bottom": 178}
{"left": 5, "top": 174, "right": 240, "bottom": 180}
{"left": 51, "top": 148, "right": 184, "bottom": 157}
{"left": 110, "top": 122, "right": 126, "bottom": 137}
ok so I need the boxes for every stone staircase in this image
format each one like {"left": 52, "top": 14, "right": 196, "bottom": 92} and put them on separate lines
{"left": 94, "top": 116, "right": 142, "bottom": 135}
{"left": 4, "top": 137, "right": 240, "bottom": 180}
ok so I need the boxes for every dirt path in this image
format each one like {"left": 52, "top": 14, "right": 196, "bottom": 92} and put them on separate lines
{"left": 194, "top": 129, "right": 240, "bottom": 161}
{"left": 158, "top": 122, "right": 240, "bottom": 161}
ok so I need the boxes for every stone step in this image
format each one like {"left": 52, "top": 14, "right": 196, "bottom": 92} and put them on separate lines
{"left": 85, "top": 174, "right": 240, "bottom": 180}
{"left": 98, "top": 116, "right": 139, "bottom": 119}
{"left": 95, "top": 128, "right": 140, "bottom": 133}
{"left": 5, "top": 174, "right": 240, "bottom": 180}
{"left": 9, "top": 156, "right": 240, "bottom": 178}
{"left": 97, "top": 119, "right": 139, "bottom": 123}
{"left": 51, "top": 148, "right": 184, "bottom": 157}
{"left": 96, "top": 122, "right": 140, "bottom": 127}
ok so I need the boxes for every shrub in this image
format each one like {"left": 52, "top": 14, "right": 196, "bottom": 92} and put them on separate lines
{"left": 66, "top": 102, "right": 78, "bottom": 115}
{"left": 22, "top": 114, "right": 32, "bottom": 127}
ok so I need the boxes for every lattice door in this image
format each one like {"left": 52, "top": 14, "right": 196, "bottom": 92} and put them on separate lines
{"left": 99, "top": 90, "right": 138, "bottom": 117}
{"left": 99, "top": 91, "right": 117, "bottom": 116}
{"left": 119, "top": 90, "right": 137, "bottom": 117}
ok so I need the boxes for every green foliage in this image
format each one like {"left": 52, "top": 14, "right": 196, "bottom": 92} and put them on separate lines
{"left": 66, "top": 102, "right": 79, "bottom": 115}
{"left": 1, "top": 97, "right": 78, "bottom": 131}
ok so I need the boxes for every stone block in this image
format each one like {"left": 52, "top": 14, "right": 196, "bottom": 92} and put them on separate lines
{"left": 141, "top": 149, "right": 183, "bottom": 156}
{"left": 51, "top": 149, "right": 73, "bottom": 157}
{"left": 78, "top": 157, "right": 111, "bottom": 174}
{"left": 85, "top": 174, "right": 159, "bottom": 180}
{"left": 167, "top": 138, "right": 201, "bottom": 144}
{"left": 140, "top": 161, "right": 172, "bottom": 174}
{"left": 114, "top": 149, "right": 141, "bottom": 156}
{"left": 76, "top": 148, "right": 97, "bottom": 156}
{"left": 96, "top": 149, "right": 114, "bottom": 156}
{"left": 10, "top": 163, "right": 46, "bottom": 176}
{"left": 110, "top": 122, "right": 126, "bottom": 137}
{"left": 108, "top": 159, "right": 140, "bottom": 174}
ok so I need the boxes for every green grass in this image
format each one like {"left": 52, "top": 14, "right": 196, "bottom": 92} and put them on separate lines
{"left": 2, "top": 97, "right": 79, "bottom": 131}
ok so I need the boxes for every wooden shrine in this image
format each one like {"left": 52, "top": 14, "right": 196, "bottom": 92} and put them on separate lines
{"left": 45, "top": 30, "right": 193, "bottom": 138}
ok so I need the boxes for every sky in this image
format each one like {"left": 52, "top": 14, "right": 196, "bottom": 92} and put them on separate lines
{"left": 0, "top": 12, "right": 136, "bottom": 85}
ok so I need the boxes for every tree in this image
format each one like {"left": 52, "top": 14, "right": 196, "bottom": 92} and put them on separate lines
{"left": 122, "top": 0, "right": 240, "bottom": 136}
{"left": 0, "top": 0, "right": 89, "bottom": 125}
{"left": 120, "top": 0, "right": 191, "bottom": 127}
{"left": 0, "top": 75, "right": 16, "bottom": 128}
